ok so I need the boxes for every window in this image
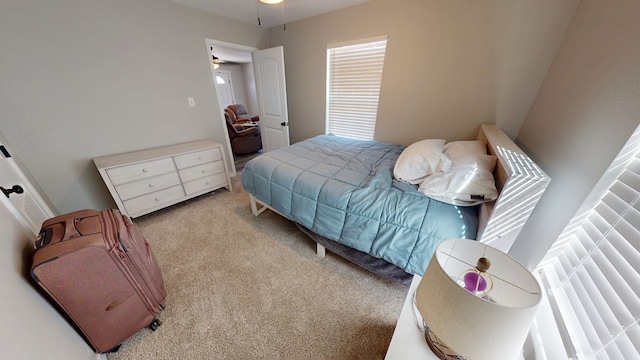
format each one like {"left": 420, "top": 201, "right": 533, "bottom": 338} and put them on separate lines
{"left": 536, "top": 125, "right": 640, "bottom": 360}
{"left": 326, "top": 36, "right": 388, "bottom": 140}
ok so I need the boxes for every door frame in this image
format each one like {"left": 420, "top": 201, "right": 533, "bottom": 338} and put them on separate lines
{"left": 205, "top": 38, "right": 257, "bottom": 176}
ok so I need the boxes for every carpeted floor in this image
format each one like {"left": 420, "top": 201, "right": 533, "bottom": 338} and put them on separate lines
{"left": 106, "top": 175, "right": 407, "bottom": 360}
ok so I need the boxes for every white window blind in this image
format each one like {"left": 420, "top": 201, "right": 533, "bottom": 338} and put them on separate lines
{"left": 537, "top": 126, "right": 640, "bottom": 360}
{"left": 326, "top": 37, "right": 387, "bottom": 140}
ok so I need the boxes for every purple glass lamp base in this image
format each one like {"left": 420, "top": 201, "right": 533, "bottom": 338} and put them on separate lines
{"left": 463, "top": 272, "right": 487, "bottom": 293}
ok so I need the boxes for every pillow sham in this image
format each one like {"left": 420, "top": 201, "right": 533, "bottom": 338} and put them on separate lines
{"left": 444, "top": 140, "right": 487, "bottom": 166}
{"left": 393, "top": 139, "right": 451, "bottom": 185}
{"left": 418, "top": 154, "right": 498, "bottom": 206}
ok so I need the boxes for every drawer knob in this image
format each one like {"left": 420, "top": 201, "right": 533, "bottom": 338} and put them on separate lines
{"left": 142, "top": 168, "right": 148, "bottom": 173}
{"left": 148, "top": 183, "right": 154, "bottom": 187}
{"left": 198, "top": 156, "right": 203, "bottom": 160}
{"left": 201, "top": 169, "right": 206, "bottom": 173}
{"left": 154, "top": 197, "right": 160, "bottom": 201}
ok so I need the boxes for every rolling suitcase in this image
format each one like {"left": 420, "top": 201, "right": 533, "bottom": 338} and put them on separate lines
{"left": 31, "top": 208, "right": 166, "bottom": 353}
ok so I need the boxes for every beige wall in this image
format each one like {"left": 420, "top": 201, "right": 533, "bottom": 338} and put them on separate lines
{"left": 243, "top": 62, "right": 259, "bottom": 117}
{"left": 268, "top": 0, "right": 580, "bottom": 145}
{"left": 510, "top": 0, "right": 640, "bottom": 268}
{"left": 0, "top": 0, "right": 268, "bottom": 214}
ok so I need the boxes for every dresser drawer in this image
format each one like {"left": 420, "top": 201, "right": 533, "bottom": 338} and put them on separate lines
{"left": 178, "top": 161, "right": 225, "bottom": 183}
{"left": 174, "top": 148, "right": 222, "bottom": 170}
{"left": 106, "top": 158, "right": 176, "bottom": 186}
{"left": 183, "top": 173, "right": 228, "bottom": 195}
{"left": 115, "top": 172, "right": 181, "bottom": 201}
{"left": 123, "top": 185, "right": 185, "bottom": 217}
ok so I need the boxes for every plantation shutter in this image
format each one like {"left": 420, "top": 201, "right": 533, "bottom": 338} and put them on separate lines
{"left": 326, "top": 36, "right": 388, "bottom": 140}
{"left": 538, "top": 129, "right": 640, "bottom": 360}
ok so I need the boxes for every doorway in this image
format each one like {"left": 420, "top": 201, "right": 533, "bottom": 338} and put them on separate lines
{"left": 206, "top": 39, "right": 260, "bottom": 175}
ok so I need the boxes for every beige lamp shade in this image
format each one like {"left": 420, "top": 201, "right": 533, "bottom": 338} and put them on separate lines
{"left": 415, "top": 238, "right": 541, "bottom": 360}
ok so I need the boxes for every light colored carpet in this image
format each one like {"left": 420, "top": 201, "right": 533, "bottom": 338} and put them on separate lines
{"left": 107, "top": 175, "right": 407, "bottom": 360}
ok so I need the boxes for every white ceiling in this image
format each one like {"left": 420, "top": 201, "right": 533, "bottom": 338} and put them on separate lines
{"left": 173, "top": 0, "right": 369, "bottom": 29}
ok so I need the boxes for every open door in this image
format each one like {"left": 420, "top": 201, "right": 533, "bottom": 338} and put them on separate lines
{"left": 252, "top": 46, "right": 290, "bottom": 152}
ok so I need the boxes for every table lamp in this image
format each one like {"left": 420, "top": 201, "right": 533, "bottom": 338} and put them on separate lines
{"left": 414, "top": 238, "right": 541, "bottom": 360}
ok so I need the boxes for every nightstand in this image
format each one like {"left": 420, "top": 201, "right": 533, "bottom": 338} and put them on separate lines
{"left": 385, "top": 275, "right": 527, "bottom": 360}
{"left": 385, "top": 275, "right": 438, "bottom": 360}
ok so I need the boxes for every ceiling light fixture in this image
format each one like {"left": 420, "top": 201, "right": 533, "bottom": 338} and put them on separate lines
{"left": 257, "top": 0, "right": 286, "bottom": 30}
{"left": 212, "top": 55, "right": 220, "bottom": 69}
{"left": 210, "top": 47, "right": 220, "bottom": 69}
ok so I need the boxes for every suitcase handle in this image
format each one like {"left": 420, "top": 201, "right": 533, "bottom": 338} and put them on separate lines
{"left": 63, "top": 218, "right": 81, "bottom": 240}
{"left": 36, "top": 210, "right": 103, "bottom": 250}
{"left": 34, "top": 220, "right": 80, "bottom": 248}
{"left": 34, "top": 228, "right": 53, "bottom": 249}
{"left": 45, "top": 218, "right": 81, "bottom": 243}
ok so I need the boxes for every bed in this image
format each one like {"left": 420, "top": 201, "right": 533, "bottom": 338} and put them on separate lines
{"left": 240, "top": 124, "right": 550, "bottom": 283}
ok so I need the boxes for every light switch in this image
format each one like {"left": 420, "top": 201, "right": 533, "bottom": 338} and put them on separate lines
{"left": 187, "top": 97, "right": 196, "bottom": 107}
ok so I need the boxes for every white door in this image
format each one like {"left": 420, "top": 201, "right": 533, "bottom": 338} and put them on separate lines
{"left": 252, "top": 46, "right": 290, "bottom": 152}
{"left": 0, "top": 143, "right": 55, "bottom": 235}
{"left": 0, "top": 182, "right": 97, "bottom": 359}
{"left": 214, "top": 70, "right": 235, "bottom": 108}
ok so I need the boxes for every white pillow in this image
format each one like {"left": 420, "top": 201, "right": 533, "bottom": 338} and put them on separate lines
{"left": 418, "top": 154, "right": 498, "bottom": 206}
{"left": 393, "top": 139, "right": 451, "bottom": 185}
{"left": 444, "top": 140, "right": 487, "bottom": 166}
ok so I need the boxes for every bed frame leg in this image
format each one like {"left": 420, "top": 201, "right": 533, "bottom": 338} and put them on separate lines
{"left": 248, "top": 194, "right": 327, "bottom": 258}
{"left": 316, "top": 243, "right": 326, "bottom": 258}
{"left": 249, "top": 194, "right": 268, "bottom": 217}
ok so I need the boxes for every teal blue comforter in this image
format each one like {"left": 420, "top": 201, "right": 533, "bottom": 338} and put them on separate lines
{"left": 241, "top": 135, "right": 478, "bottom": 275}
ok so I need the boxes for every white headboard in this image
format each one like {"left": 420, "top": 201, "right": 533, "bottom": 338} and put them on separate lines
{"left": 475, "top": 124, "right": 551, "bottom": 252}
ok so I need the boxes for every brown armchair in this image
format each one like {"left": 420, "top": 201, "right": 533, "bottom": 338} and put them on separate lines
{"left": 225, "top": 104, "right": 259, "bottom": 124}
{"left": 225, "top": 113, "right": 263, "bottom": 155}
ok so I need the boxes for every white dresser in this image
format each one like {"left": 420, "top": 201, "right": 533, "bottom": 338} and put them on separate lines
{"left": 94, "top": 140, "right": 231, "bottom": 218}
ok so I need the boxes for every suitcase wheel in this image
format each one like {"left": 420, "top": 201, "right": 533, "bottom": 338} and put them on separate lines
{"left": 149, "top": 318, "right": 162, "bottom": 331}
